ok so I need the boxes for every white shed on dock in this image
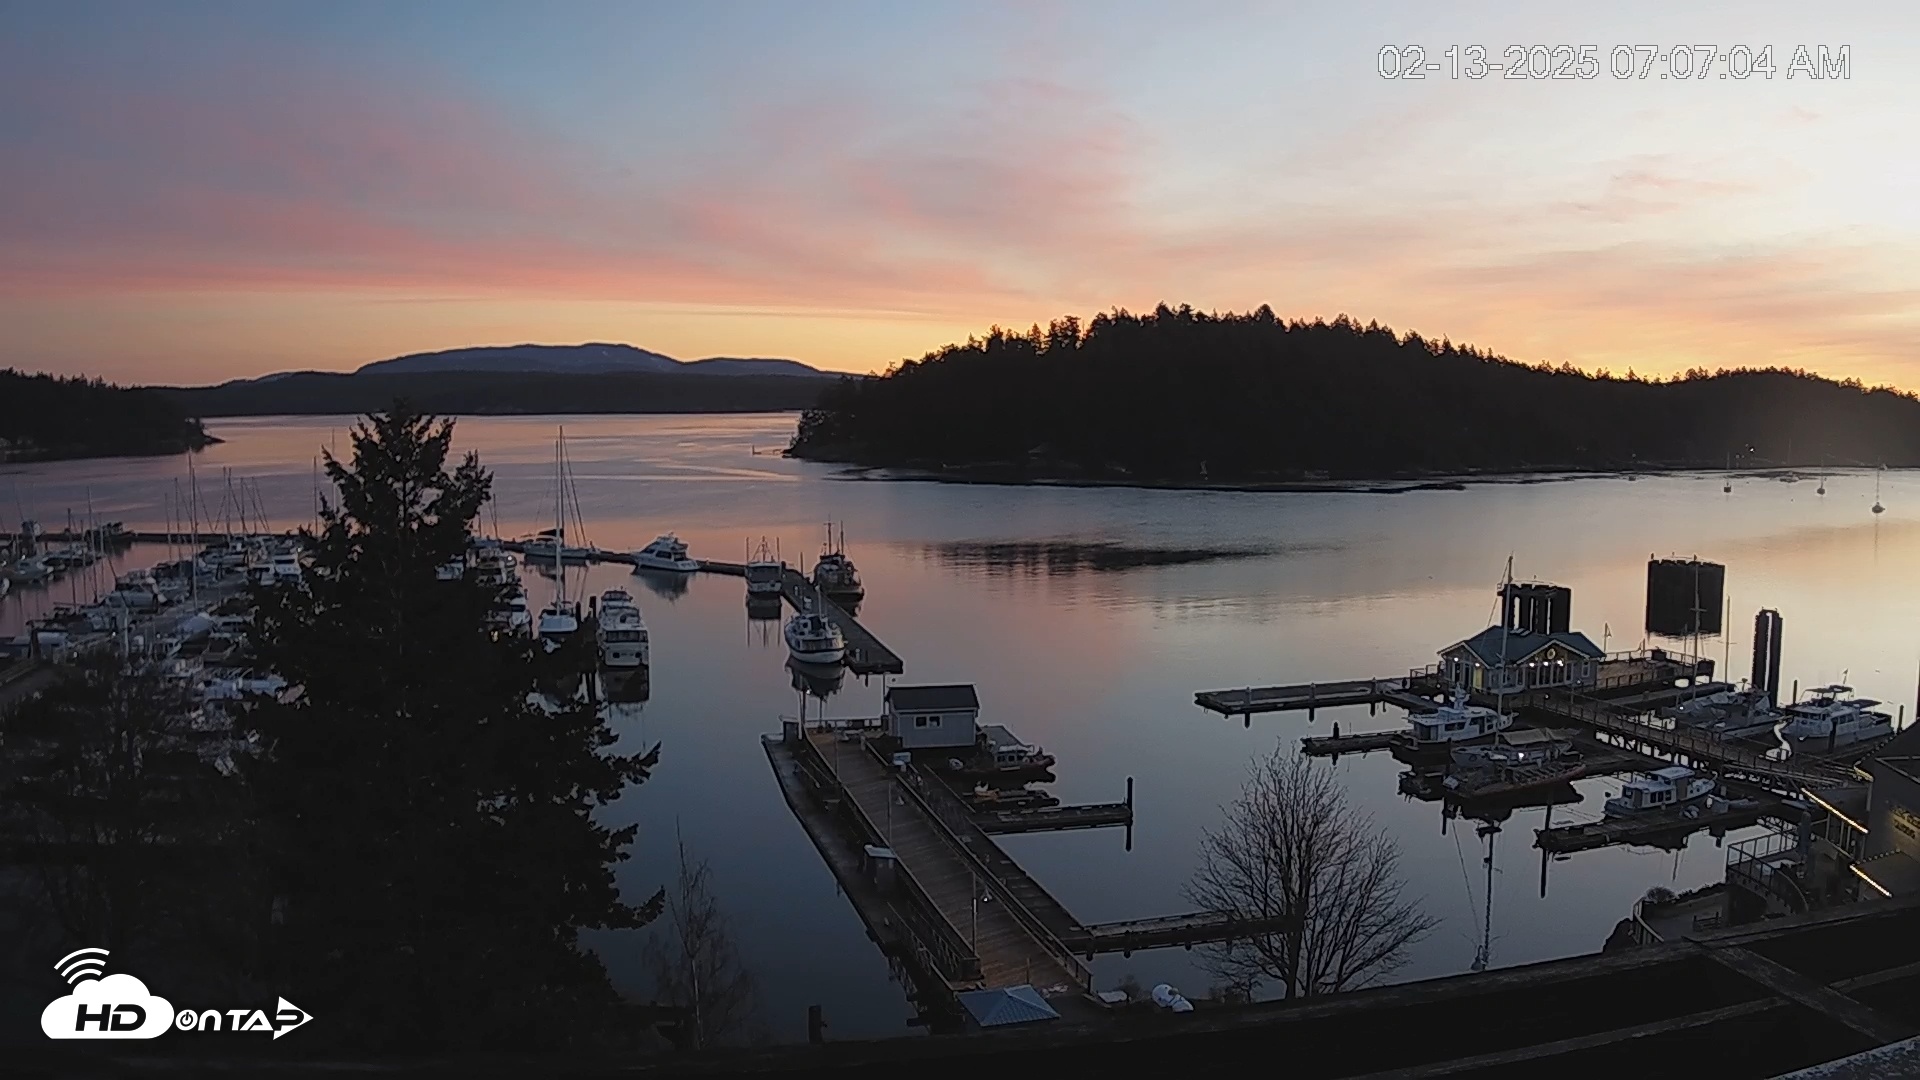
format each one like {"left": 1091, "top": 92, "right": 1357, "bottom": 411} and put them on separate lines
{"left": 883, "top": 683, "right": 980, "bottom": 750}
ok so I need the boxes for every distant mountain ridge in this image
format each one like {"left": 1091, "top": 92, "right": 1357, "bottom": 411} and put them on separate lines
{"left": 354, "top": 343, "right": 829, "bottom": 379}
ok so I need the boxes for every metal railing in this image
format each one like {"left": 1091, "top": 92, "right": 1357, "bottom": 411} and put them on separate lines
{"left": 790, "top": 734, "right": 982, "bottom": 984}
{"left": 882, "top": 748, "right": 1094, "bottom": 991}
{"left": 1726, "top": 830, "right": 1810, "bottom": 914}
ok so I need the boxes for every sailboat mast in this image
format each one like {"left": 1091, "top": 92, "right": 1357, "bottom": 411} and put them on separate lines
{"left": 555, "top": 431, "right": 566, "bottom": 609}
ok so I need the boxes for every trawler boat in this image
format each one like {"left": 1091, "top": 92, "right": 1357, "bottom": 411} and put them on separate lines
{"left": 1780, "top": 685, "right": 1894, "bottom": 747}
{"left": 632, "top": 534, "right": 699, "bottom": 573}
{"left": 811, "top": 523, "right": 864, "bottom": 603}
{"left": 787, "top": 655, "right": 845, "bottom": 698}
{"left": 745, "top": 538, "right": 784, "bottom": 599}
{"left": 784, "top": 610, "right": 846, "bottom": 665}
{"left": 1663, "top": 685, "right": 1783, "bottom": 741}
{"left": 1406, "top": 689, "right": 1514, "bottom": 749}
{"left": 1604, "top": 766, "right": 1716, "bottom": 818}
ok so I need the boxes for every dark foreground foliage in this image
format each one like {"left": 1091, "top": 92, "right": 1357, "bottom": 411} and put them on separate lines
{"left": 790, "top": 305, "right": 1920, "bottom": 480}
{"left": 0, "top": 369, "right": 212, "bottom": 461}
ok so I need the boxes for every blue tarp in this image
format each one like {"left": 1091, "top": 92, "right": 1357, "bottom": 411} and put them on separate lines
{"left": 956, "top": 985, "right": 1061, "bottom": 1028}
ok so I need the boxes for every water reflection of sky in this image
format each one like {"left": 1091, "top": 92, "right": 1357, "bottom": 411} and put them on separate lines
{"left": 5, "top": 414, "right": 1917, "bottom": 1040}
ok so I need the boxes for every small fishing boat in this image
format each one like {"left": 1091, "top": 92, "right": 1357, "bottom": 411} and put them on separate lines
{"left": 942, "top": 724, "right": 1057, "bottom": 782}
{"left": 1604, "top": 766, "right": 1716, "bottom": 818}
{"left": 745, "top": 538, "right": 784, "bottom": 599}
{"left": 632, "top": 534, "right": 699, "bottom": 573}
{"left": 471, "top": 544, "right": 518, "bottom": 588}
{"left": 960, "top": 785, "right": 1059, "bottom": 811}
{"left": 4, "top": 553, "right": 52, "bottom": 583}
{"left": 784, "top": 610, "right": 846, "bottom": 665}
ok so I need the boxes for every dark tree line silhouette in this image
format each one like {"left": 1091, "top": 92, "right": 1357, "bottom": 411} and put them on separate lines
{"left": 157, "top": 371, "right": 829, "bottom": 417}
{"left": 789, "top": 305, "right": 1920, "bottom": 481}
{"left": 0, "top": 369, "right": 212, "bottom": 461}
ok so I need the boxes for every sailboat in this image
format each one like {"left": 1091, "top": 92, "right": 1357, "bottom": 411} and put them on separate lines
{"left": 1873, "top": 466, "right": 1885, "bottom": 515}
{"left": 536, "top": 430, "right": 583, "bottom": 652}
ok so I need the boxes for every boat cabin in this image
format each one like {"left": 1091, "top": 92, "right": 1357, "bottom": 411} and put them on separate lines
{"left": 884, "top": 683, "right": 981, "bottom": 750}
{"left": 1612, "top": 767, "right": 1704, "bottom": 812}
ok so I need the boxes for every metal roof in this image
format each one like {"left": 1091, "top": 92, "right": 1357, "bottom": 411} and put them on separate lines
{"left": 884, "top": 684, "right": 979, "bottom": 712}
{"left": 1449, "top": 626, "right": 1605, "bottom": 666}
{"left": 955, "top": 985, "right": 1060, "bottom": 1028}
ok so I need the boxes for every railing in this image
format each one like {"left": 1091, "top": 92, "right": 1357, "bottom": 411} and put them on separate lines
{"left": 883, "top": 748, "right": 1094, "bottom": 991}
{"left": 1726, "top": 830, "right": 1810, "bottom": 914}
{"left": 790, "top": 734, "right": 982, "bottom": 984}
{"left": 1546, "top": 688, "right": 1852, "bottom": 788}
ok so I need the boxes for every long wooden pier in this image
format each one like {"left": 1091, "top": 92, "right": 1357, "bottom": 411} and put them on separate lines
{"left": 1195, "top": 676, "right": 1441, "bottom": 717}
{"left": 1527, "top": 689, "right": 1860, "bottom": 790}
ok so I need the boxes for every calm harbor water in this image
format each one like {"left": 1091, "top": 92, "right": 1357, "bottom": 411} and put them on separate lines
{"left": 5, "top": 413, "right": 1919, "bottom": 1042}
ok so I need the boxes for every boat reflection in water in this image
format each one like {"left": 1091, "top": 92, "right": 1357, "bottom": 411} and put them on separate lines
{"left": 633, "top": 566, "right": 692, "bottom": 603}
{"left": 787, "top": 656, "right": 845, "bottom": 701}
{"left": 746, "top": 595, "right": 783, "bottom": 623}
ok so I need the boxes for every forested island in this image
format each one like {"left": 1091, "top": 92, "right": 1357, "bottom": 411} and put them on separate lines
{"left": 156, "top": 369, "right": 830, "bottom": 417}
{"left": 0, "top": 369, "right": 215, "bottom": 461}
{"left": 787, "top": 306, "right": 1920, "bottom": 486}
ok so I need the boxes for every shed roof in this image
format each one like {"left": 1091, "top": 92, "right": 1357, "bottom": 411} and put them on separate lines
{"left": 956, "top": 985, "right": 1060, "bottom": 1028}
{"left": 884, "top": 684, "right": 979, "bottom": 712}
{"left": 1448, "top": 627, "right": 1604, "bottom": 666}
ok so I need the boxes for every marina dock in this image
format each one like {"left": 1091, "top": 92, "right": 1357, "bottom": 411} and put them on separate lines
{"left": 1194, "top": 676, "right": 1442, "bottom": 718}
{"left": 970, "top": 799, "right": 1134, "bottom": 836}
{"left": 765, "top": 721, "right": 1307, "bottom": 1018}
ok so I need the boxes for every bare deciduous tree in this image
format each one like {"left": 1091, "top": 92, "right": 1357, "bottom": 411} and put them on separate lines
{"left": 642, "top": 836, "right": 762, "bottom": 1048}
{"left": 1185, "top": 745, "right": 1437, "bottom": 1000}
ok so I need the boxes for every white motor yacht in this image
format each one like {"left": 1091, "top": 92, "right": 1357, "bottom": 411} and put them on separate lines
{"left": 272, "top": 549, "right": 304, "bottom": 582}
{"left": 597, "top": 591, "right": 649, "bottom": 669}
{"left": 1663, "top": 685, "right": 1783, "bottom": 741}
{"left": 1604, "top": 766, "right": 1716, "bottom": 817}
{"left": 784, "top": 610, "right": 846, "bottom": 665}
{"left": 1406, "top": 689, "right": 1514, "bottom": 748}
{"left": 521, "top": 529, "right": 592, "bottom": 563}
{"left": 1781, "top": 685, "right": 1894, "bottom": 747}
{"left": 632, "top": 534, "right": 699, "bottom": 573}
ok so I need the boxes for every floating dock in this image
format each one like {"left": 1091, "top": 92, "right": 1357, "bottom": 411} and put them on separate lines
{"left": 1195, "top": 676, "right": 1442, "bottom": 718}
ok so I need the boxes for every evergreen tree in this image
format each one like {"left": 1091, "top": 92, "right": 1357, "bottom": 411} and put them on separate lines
{"left": 242, "top": 404, "right": 661, "bottom": 1052}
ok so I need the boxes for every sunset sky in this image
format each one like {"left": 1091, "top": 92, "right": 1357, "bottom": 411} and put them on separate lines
{"left": 3, "top": 1, "right": 1916, "bottom": 387}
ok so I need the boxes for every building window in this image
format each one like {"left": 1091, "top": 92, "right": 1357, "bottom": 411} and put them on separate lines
{"left": 915, "top": 716, "right": 927, "bottom": 728}
{"left": 927, "top": 715, "right": 940, "bottom": 727}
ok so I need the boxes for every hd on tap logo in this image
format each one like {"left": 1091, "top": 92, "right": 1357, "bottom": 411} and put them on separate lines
{"left": 40, "top": 948, "right": 312, "bottom": 1041}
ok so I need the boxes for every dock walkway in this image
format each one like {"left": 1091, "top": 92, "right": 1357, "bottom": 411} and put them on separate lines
{"left": 1535, "top": 796, "right": 1793, "bottom": 854}
{"left": 1195, "top": 677, "right": 1439, "bottom": 717}
{"left": 1528, "top": 690, "right": 1858, "bottom": 790}
{"left": 780, "top": 570, "right": 903, "bottom": 675}
{"left": 810, "top": 730, "right": 1088, "bottom": 992}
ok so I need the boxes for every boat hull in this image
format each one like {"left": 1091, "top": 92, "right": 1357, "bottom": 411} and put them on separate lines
{"left": 634, "top": 555, "right": 699, "bottom": 573}
{"left": 787, "top": 645, "right": 845, "bottom": 666}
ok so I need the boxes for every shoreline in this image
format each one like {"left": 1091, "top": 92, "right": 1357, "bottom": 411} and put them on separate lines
{"left": 807, "top": 462, "right": 1840, "bottom": 496}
